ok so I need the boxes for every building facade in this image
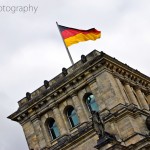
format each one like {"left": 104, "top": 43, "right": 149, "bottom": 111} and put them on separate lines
{"left": 8, "top": 50, "right": 150, "bottom": 150}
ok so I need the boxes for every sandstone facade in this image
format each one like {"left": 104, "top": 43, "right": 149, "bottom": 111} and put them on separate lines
{"left": 8, "top": 50, "right": 150, "bottom": 150}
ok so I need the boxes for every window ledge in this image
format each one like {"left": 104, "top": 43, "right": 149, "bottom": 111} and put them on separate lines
{"left": 69, "top": 122, "right": 89, "bottom": 133}
{"left": 69, "top": 124, "right": 80, "bottom": 133}
{"left": 50, "top": 136, "right": 61, "bottom": 145}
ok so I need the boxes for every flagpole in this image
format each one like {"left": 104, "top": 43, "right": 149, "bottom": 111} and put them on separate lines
{"left": 56, "top": 22, "right": 74, "bottom": 65}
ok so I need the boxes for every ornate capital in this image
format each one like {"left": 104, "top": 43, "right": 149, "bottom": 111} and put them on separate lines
{"left": 70, "top": 92, "right": 78, "bottom": 98}
{"left": 122, "top": 81, "right": 130, "bottom": 86}
{"left": 133, "top": 85, "right": 140, "bottom": 91}
{"left": 30, "top": 114, "right": 40, "bottom": 122}
{"left": 52, "top": 103, "right": 59, "bottom": 110}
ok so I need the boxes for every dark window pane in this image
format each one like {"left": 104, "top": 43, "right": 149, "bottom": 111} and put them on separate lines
{"left": 53, "top": 126, "right": 60, "bottom": 138}
{"left": 86, "top": 94, "right": 99, "bottom": 112}
{"left": 48, "top": 119, "right": 60, "bottom": 140}
{"left": 71, "top": 109, "right": 76, "bottom": 115}
{"left": 49, "top": 120, "right": 55, "bottom": 128}
{"left": 90, "top": 102, "right": 99, "bottom": 111}
{"left": 71, "top": 114, "right": 79, "bottom": 126}
{"left": 67, "top": 107, "right": 74, "bottom": 116}
{"left": 51, "top": 129, "right": 57, "bottom": 139}
{"left": 67, "top": 107, "right": 79, "bottom": 127}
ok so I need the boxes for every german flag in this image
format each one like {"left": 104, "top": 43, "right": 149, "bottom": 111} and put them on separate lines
{"left": 58, "top": 25, "right": 101, "bottom": 47}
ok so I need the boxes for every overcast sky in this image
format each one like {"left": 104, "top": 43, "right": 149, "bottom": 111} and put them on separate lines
{"left": 0, "top": 0, "right": 150, "bottom": 149}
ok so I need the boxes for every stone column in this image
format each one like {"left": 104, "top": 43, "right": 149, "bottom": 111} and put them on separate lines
{"left": 146, "top": 91, "right": 150, "bottom": 108}
{"left": 71, "top": 93, "right": 88, "bottom": 124}
{"left": 124, "top": 83, "right": 140, "bottom": 107}
{"left": 31, "top": 117, "right": 47, "bottom": 149}
{"left": 52, "top": 106, "right": 68, "bottom": 136}
{"left": 135, "top": 87, "right": 149, "bottom": 110}
{"left": 115, "top": 77, "right": 129, "bottom": 104}
{"left": 22, "top": 120, "right": 40, "bottom": 150}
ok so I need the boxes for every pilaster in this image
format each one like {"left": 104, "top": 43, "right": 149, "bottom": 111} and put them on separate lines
{"left": 22, "top": 120, "right": 40, "bottom": 150}
{"left": 94, "top": 72, "right": 126, "bottom": 109}
{"left": 52, "top": 106, "right": 68, "bottom": 136}
{"left": 146, "top": 91, "right": 150, "bottom": 106}
{"left": 124, "top": 82, "right": 140, "bottom": 107}
{"left": 114, "top": 76, "right": 128, "bottom": 104}
{"left": 135, "top": 87, "right": 149, "bottom": 110}
{"left": 31, "top": 116, "right": 47, "bottom": 149}
{"left": 71, "top": 93, "right": 88, "bottom": 124}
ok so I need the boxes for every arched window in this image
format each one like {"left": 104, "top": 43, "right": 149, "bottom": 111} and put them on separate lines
{"left": 67, "top": 106, "right": 79, "bottom": 127}
{"left": 48, "top": 118, "right": 60, "bottom": 140}
{"left": 86, "top": 94, "right": 99, "bottom": 112}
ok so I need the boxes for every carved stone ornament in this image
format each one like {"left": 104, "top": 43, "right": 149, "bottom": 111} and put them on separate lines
{"left": 62, "top": 67, "right": 68, "bottom": 76}
{"left": 81, "top": 55, "right": 87, "bottom": 63}
{"left": 44, "top": 80, "right": 49, "bottom": 89}
{"left": 26, "top": 92, "right": 31, "bottom": 100}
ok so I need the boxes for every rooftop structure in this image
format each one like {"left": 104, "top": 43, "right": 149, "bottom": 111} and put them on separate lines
{"left": 8, "top": 50, "right": 150, "bottom": 150}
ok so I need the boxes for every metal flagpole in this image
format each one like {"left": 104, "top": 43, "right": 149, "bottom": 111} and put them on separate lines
{"left": 56, "top": 22, "right": 74, "bottom": 65}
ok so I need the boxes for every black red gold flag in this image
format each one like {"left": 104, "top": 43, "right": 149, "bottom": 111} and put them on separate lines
{"left": 58, "top": 25, "right": 101, "bottom": 47}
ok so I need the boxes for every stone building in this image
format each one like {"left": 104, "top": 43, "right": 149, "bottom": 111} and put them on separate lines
{"left": 8, "top": 50, "right": 150, "bottom": 150}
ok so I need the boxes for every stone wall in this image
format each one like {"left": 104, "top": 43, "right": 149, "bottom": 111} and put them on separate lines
{"left": 8, "top": 50, "right": 150, "bottom": 150}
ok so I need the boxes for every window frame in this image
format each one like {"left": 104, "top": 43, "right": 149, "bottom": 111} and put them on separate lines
{"left": 66, "top": 106, "right": 79, "bottom": 128}
{"left": 47, "top": 118, "right": 60, "bottom": 140}
{"left": 85, "top": 93, "right": 99, "bottom": 112}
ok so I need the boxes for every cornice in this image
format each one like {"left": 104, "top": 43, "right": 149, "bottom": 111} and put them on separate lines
{"left": 102, "top": 59, "right": 150, "bottom": 93}
{"left": 127, "top": 136, "right": 150, "bottom": 149}
{"left": 102, "top": 103, "right": 150, "bottom": 123}
{"left": 8, "top": 50, "right": 150, "bottom": 122}
{"left": 105, "top": 60, "right": 149, "bottom": 84}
